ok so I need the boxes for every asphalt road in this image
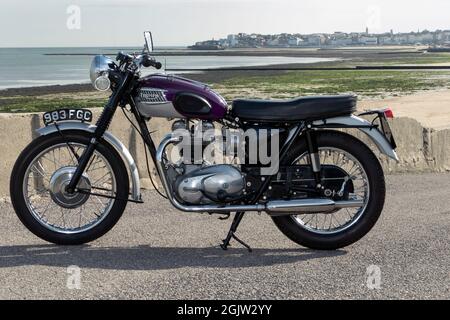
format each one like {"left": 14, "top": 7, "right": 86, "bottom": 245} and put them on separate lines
{"left": 0, "top": 173, "right": 448, "bottom": 300}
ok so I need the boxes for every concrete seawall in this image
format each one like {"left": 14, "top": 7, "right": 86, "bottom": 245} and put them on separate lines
{"left": 0, "top": 111, "right": 449, "bottom": 198}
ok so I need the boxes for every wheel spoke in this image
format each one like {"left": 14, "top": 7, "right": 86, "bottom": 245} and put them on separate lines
{"left": 291, "top": 147, "right": 370, "bottom": 235}
{"left": 23, "top": 143, "right": 117, "bottom": 234}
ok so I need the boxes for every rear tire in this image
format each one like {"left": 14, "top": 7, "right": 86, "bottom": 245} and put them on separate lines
{"left": 272, "top": 131, "right": 385, "bottom": 250}
{"left": 10, "top": 131, "right": 129, "bottom": 245}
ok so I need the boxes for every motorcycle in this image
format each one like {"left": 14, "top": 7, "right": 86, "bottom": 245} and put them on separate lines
{"left": 10, "top": 32, "right": 398, "bottom": 251}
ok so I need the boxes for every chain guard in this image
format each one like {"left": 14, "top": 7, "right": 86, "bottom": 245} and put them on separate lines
{"left": 243, "top": 165, "right": 354, "bottom": 201}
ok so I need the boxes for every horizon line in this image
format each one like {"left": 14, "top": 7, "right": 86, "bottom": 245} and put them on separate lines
{"left": 0, "top": 45, "right": 188, "bottom": 49}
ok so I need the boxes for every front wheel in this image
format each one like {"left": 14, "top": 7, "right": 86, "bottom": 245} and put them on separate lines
{"left": 272, "top": 131, "right": 386, "bottom": 250}
{"left": 10, "top": 131, "right": 129, "bottom": 245}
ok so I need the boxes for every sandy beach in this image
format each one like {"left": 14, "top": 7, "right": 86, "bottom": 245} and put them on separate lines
{"left": 359, "top": 89, "right": 450, "bottom": 130}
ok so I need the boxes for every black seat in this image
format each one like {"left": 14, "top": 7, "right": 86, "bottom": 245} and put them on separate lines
{"left": 232, "top": 95, "right": 357, "bottom": 122}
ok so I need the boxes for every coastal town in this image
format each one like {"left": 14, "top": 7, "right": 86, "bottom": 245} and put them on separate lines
{"left": 189, "top": 28, "right": 450, "bottom": 50}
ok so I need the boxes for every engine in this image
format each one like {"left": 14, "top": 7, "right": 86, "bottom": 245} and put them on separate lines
{"left": 174, "top": 165, "right": 245, "bottom": 204}
{"left": 168, "top": 119, "right": 246, "bottom": 205}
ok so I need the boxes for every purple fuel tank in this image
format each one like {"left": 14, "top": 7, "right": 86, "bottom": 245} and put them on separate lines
{"left": 134, "top": 74, "right": 228, "bottom": 120}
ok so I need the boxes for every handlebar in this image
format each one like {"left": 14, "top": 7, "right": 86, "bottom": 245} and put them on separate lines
{"left": 116, "top": 52, "right": 132, "bottom": 63}
{"left": 116, "top": 51, "right": 162, "bottom": 70}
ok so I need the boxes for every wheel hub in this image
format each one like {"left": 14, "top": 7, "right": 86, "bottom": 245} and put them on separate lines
{"left": 49, "top": 166, "right": 91, "bottom": 209}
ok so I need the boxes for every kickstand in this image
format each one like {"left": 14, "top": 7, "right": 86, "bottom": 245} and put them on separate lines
{"left": 220, "top": 212, "right": 252, "bottom": 252}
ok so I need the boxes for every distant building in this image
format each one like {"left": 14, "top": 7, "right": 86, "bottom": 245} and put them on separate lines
{"left": 331, "top": 38, "right": 353, "bottom": 46}
{"left": 287, "top": 37, "right": 304, "bottom": 46}
{"left": 379, "top": 35, "right": 397, "bottom": 45}
{"left": 218, "top": 38, "right": 229, "bottom": 47}
{"left": 360, "top": 36, "right": 378, "bottom": 45}
{"left": 307, "top": 34, "right": 326, "bottom": 46}
{"left": 330, "top": 32, "right": 353, "bottom": 46}
{"left": 410, "top": 32, "right": 435, "bottom": 44}
{"left": 188, "top": 40, "right": 225, "bottom": 50}
{"left": 393, "top": 34, "right": 410, "bottom": 44}
{"left": 191, "top": 28, "right": 450, "bottom": 49}
{"left": 267, "top": 38, "right": 280, "bottom": 46}
{"left": 227, "top": 34, "right": 238, "bottom": 47}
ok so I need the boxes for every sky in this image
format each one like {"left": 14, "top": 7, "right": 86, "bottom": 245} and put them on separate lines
{"left": 1, "top": 0, "right": 450, "bottom": 47}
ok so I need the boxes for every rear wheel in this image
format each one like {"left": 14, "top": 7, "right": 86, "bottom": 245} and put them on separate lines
{"left": 10, "top": 131, "right": 129, "bottom": 245}
{"left": 271, "top": 131, "right": 385, "bottom": 250}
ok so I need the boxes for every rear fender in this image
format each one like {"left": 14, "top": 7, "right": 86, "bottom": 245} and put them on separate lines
{"left": 313, "top": 115, "right": 399, "bottom": 161}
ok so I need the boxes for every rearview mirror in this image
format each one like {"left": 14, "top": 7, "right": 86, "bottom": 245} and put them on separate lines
{"left": 144, "top": 31, "right": 153, "bottom": 53}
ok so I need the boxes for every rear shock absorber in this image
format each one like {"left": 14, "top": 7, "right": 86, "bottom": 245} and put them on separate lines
{"left": 305, "top": 128, "right": 322, "bottom": 188}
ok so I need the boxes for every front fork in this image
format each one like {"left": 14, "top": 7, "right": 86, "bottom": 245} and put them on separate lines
{"left": 66, "top": 72, "right": 134, "bottom": 193}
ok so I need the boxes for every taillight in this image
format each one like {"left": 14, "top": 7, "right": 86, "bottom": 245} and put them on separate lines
{"left": 383, "top": 108, "right": 394, "bottom": 119}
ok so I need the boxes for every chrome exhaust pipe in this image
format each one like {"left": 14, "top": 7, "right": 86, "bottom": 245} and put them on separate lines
{"left": 266, "top": 199, "right": 335, "bottom": 215}
{"left": 266, "top": 199, "right": 364, "bottom": 216}
{"left": 156, "top": 134, "right": 364, "bottom": 215}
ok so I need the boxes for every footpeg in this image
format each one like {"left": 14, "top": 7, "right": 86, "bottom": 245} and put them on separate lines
{"left": 217, "top": 213, "right": 231, "bottom": 220}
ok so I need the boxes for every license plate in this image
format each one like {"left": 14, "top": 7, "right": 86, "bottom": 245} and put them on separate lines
{"left": 43, "top": 109, "right": 93, "bottom": 126}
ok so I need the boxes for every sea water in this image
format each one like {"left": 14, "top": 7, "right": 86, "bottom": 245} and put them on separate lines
{"left": 0, "top": 47, "right": 336, "bottom": 89}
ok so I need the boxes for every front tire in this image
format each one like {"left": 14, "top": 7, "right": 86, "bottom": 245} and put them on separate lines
{"left": 10, "top": 131, "right": 130, "bottom": 245}
{"left": 272, "top": 131, "right": 386, "bottom": 250}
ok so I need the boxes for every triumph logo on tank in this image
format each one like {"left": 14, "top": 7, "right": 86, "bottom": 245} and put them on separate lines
{"left": 138, "top": 88, "right": 168, "bottom": 104}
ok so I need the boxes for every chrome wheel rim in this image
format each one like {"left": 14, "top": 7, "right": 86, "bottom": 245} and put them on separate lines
{"left": 22, "top": 143, "right": 116, "bottom": 234}
{"left": 291, "top": 147, "right": 370, "bottom": 235}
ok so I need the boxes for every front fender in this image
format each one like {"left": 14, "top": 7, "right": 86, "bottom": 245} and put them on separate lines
{"left": 36, "top": 121, "right": 141, "bottom": 201}
{"left": 313, "top": 115, "right": 399, "bottom": 161}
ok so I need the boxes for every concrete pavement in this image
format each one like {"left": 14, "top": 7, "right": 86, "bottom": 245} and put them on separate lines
{"left": 0, "top": 173, "right": 449, "bottom": 299}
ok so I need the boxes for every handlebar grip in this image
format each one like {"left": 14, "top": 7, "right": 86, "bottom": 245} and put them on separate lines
{"left": 142, "top": 55, "right": 162, "bottom": 69}
{"left": 142, "top": 56, "right": 153, "bottom": 68}
{"left": 154, "top": 62, "right": 162, "bottom": 70}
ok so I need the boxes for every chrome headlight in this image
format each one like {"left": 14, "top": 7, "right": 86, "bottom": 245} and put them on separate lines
{"left": 90, "top": 55, "right": 114, "bottom": 91}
